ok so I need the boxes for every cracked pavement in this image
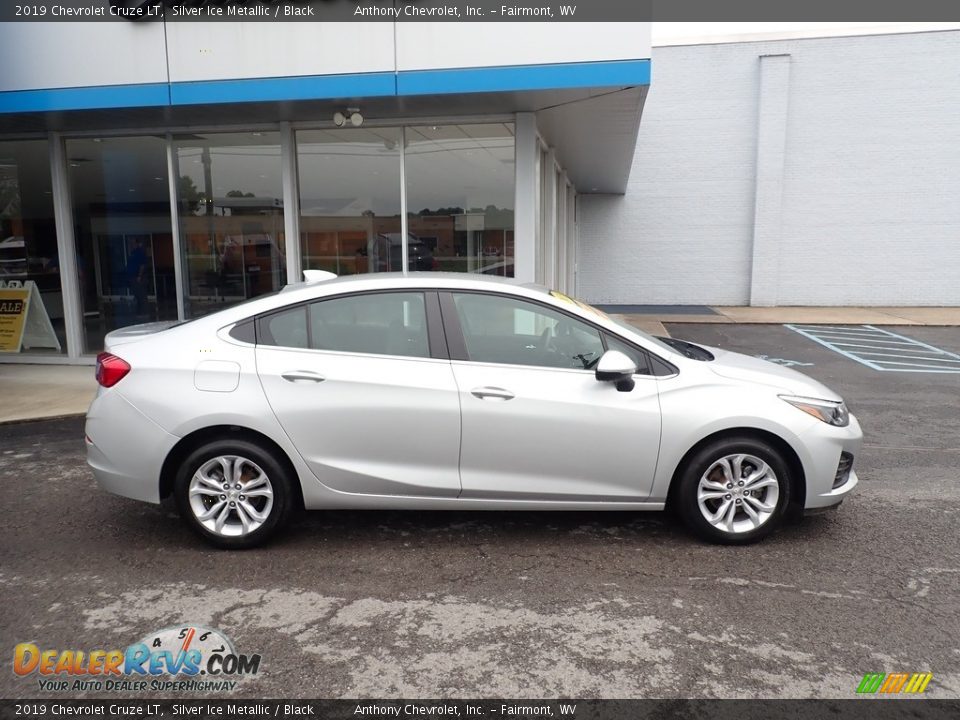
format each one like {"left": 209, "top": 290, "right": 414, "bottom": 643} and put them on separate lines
{"left": 1, "top": 324, "right": 959, "bottom": 699}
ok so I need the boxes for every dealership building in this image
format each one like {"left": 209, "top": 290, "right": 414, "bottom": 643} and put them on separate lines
{"left": 0, "top": 17, "right": 957, "bottom": 364}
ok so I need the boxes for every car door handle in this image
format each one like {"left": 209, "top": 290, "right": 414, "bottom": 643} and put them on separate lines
{"left": 281, "top": 370, "right": 325, "bottom": 384}
{"left": 470, "top": 386, "right": 514, "bottom": 401}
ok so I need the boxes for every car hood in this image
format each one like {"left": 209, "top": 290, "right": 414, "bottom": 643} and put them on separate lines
{"left": 702, "top": 345, "right": 842, "bottom": 400}
{"left": 104, "top": 320, "right": 180, "bottom": 348}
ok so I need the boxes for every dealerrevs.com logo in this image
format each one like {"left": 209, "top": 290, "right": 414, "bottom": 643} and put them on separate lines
{"left": 13, "top": 626, "right": 261, "bottom": 693}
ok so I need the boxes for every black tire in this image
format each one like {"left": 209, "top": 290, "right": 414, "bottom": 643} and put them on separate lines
{"left": 173, "top": 438, "right": 294, "bottom": 549}
{"left": 676, "top": 436, "right": 792, "bottom": 545}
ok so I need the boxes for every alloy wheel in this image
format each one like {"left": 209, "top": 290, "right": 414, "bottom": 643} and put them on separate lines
{"left": 696, "top": 453, "right": 780, "bottom": 535}
{"left": 187, "top": 455, "right": 275, "bottom": 537}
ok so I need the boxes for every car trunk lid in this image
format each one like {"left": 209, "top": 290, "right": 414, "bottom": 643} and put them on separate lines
{"left": 103, "top": 320, "right": 181, "bottom": 350}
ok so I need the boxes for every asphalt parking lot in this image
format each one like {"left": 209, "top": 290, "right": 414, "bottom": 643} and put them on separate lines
{"left": 1, "top": 324, "right": 959, "bottom": 700}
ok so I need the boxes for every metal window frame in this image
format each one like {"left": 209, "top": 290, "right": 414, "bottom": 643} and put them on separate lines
{"left": 280, "top": 121, "right": 302, "bottom": 285}
{"left": 567, "top": 181, "right": 578, "bottom": 295}
{"left": 165, "top": 134, "right": 187, "bottom": 321}
{"left": 513, "top": 112, "right": 538, "bottom": 284}
{"left": 49, "top": 132, "right": 84, "bottom": 359}
{"left": 399, "top": 128, "right": 409, "bottom": 275}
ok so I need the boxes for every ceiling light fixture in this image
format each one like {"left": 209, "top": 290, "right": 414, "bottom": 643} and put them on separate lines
{"left": 334, "top": 108, "right": 364, "bottom": 127}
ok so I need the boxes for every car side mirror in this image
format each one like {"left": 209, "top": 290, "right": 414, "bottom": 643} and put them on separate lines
{"left": 595, "top": 350, "right": 637, "bottom": 392}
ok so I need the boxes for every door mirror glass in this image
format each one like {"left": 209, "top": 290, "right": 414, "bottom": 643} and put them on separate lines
{"left": 595, "top": 350, "right": 637, "bottom": 392}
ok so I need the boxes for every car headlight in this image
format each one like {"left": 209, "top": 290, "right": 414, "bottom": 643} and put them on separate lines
{"left": 780, "top": 395, "right": 850, "bottom": 427}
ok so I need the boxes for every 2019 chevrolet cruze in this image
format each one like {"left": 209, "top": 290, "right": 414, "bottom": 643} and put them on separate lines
{"left": 86, "top": 272, "right": 862, "bottom": 548}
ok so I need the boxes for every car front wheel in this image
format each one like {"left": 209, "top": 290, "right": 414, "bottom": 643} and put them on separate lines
{"left": 677, "top": 437, "right": 792, "bottom": 544}
{"left": 173, "top": 438, "right": 293, "bottom": 549}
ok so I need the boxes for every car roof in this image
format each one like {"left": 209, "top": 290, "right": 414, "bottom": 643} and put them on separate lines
{"left": 197, "top": 272, "right": 550, "bottom": 326}
{"left": 282, "top": 271, "right": 547, "bottom": 295}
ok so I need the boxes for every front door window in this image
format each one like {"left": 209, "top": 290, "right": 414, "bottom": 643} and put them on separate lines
{"left": 452, "top": 292, "right": 604, "bottom": 370}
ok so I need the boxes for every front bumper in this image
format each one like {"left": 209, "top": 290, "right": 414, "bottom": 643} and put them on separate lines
{"left": 798, "top": 412, "right": 863, "bottom": 509}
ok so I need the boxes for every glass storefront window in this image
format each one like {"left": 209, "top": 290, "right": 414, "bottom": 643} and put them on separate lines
{"left": 297, "top": 128, "right": 402, "bottom": 275}
{"left": 66, "top": 136, "right": 177, "bottom": 353}
{"left": 404, "top": 124, "right": 515, "bottom": 277}
{"left": 0, "top": 139, "right": 64, "bottom": 354}
{"left": 174, "top": 132, "right": 285, "bottom": 317}
{"left": 8, "top": 120, "right": 524, "bottom": 359}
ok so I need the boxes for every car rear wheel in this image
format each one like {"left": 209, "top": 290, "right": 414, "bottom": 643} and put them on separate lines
{"left": 677, "top": 436, "right": 791, "bottom": 545}
{"left": 174, "top": 438, "right": 293, "bottom": 549}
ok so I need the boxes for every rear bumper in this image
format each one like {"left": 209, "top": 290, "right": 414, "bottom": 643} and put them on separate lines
{"left": 85, "top": 389, "right": 178, "bottom": 504}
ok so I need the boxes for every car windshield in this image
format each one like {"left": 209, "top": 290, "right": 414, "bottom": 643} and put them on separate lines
{"left": 548, "top": 291, "right": 678, "bottom": 356}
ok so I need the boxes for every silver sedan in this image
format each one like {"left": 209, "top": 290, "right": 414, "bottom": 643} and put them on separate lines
{"left": 86, "top": 273, "right": 862, "bottom": 548}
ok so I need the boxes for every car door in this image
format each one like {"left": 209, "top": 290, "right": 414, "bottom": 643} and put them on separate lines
{"left": 255, "top": 290, "right": 462, "bottom": 497}
{"left": 442, "top": 291, "right": 662, "bottom": 501}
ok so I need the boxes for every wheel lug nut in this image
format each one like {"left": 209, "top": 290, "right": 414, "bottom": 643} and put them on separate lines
{"left": 725, "top": 494, "right": 731, "bottom": 499}
{"left": 223, "top": 484, "right": 229, "bottom": 489}
{"left": 229, "top": 501, "right": 236, "bottom": 507}
{"left": 743, "top": 490, "right": 750, "bottom": 496}
{"left": 238, "top": 495, "right": 245, "bottom": 501}
{"left": 235, "top": 484, "right": 241, "bottom": 490}
{"left": 735, "top": 499, "right": 742, "bottom": 504}
{"left": 220, "top": 494, "right": 226, "bottom": 500}
{"left": 726, "top": 483, "right": 733, "bottom": 489}
{"left": 738, "top": 480, "right": 744, "bottom": 486}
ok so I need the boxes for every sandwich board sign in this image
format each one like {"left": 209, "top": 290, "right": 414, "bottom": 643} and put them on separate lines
{"left": 0, "top": 280, "right": 61, "bottom": 353}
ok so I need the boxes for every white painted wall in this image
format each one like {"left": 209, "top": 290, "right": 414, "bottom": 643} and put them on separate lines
{"left": 0, "top": 21, "right": 650, "bottom": 92}
{"left": 395, "top": 23, "right": 651, "bottom": 71}
{"left": 165, "top": 23, "right": 395, "bottom": 82}
{"left": 776, "top": 31, "right": 960, "bottom": 306}
{"left": 579, "top": 30, "right": 960, "bottom": 307}
{"left": 0, "top": 23, "right": 168, "bottom": 91}
{"left": 579, "top": 41, "right": 760, "bottom": 305}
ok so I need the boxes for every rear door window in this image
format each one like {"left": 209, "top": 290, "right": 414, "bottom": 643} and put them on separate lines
{"left": 258, "top": 292, "right": 430, "bottom": 359}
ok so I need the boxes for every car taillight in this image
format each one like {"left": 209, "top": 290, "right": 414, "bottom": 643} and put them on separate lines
{"left": 95, "top": 352, "right": 131, "bottom": 388}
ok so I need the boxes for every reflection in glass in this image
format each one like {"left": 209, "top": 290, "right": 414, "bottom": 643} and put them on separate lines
{"left": 67, "top": 136, "right": 177, "bottom": 352}
{"left": 174, "top": 132, "right": 286, "bottom": 317}
{"left": 404, "top": 124, "right": 515, "bottom": 276}
{"left": 297, "top": 128, "right": 402, "bottom": 275}
{"left": 0, "top": 140, "right": 64, "bottom": 353}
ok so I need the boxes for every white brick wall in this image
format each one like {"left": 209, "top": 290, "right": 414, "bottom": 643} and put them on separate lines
{"left": 578, "top": 31, "right": 960, "bottom": 307}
